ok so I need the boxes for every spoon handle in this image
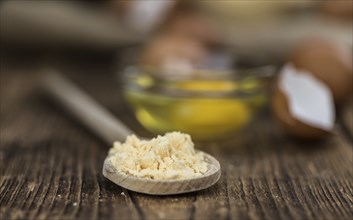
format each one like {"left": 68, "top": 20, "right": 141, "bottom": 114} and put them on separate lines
{"left": 41, "top": 69, "right": 134, "bottom": 145}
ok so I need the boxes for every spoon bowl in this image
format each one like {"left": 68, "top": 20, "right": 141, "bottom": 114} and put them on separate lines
{"left": 103, "top": 151, "right": 221, "bottom": 195}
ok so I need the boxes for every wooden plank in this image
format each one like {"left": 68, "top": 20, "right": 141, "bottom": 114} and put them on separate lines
{"left": 0, "top": 65, "right": 141, "bottom": 220}
{"left": 1, "top": 62, "right": 352, "bottom": 220}
{"left": 128, "top": 193, "right": 195, "bottom": 220}
{"left": 219, "top": 115, "right": 353, "bottom": 220}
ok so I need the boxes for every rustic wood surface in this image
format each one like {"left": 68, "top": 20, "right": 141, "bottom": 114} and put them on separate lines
{"left": 340, "top": 99, "right": 353, "bottom": 140}
{"left": 1, "top": 59, "right": 352, "bottom": 220}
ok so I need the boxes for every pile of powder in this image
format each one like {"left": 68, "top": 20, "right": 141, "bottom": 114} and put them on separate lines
{"left": 107, "top": 132, "right": 208, "bottom": 180}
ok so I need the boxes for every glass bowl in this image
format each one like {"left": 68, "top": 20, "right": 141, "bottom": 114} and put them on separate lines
{"left": 121, "top": 65, "right": 274, "bottom": 140}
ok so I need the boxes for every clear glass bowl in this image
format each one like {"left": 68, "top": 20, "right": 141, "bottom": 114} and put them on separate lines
{"left": 122, "top": 65, "right": 274, "bottom": 140}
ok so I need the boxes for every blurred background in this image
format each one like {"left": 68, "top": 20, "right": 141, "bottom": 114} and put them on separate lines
{"left": 1, "top": 0, "right": 352, "bottom": 141}
{"left": 1, "top": 1, "right": 352, "bottom": 58}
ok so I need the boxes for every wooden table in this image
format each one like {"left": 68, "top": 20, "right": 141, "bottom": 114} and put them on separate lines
{"left": 1, "top": 59, "right": 352, "bottom": 220}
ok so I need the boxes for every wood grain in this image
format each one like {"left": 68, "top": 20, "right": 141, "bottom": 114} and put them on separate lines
{"left": 1, "top": 61, "right": 352, "bottom": 220}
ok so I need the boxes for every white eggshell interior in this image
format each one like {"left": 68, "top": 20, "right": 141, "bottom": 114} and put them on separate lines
{"left": 124, "top": 1, "right": 175, "bottom": 33}
{"left": 278, "top": 63, "right": 335, "bottom": 131}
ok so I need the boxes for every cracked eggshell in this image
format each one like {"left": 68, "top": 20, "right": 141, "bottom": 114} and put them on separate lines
{"left": 112, "top": 0, "right": 178, "bottom": 34}
{"left": 272, "top": 86, "right": 331, "bottom": 139}
{"left": 290, "top": 38, "right": 353, "bottom": 103}
{"left": 160, "top": 11, "right": 220, "bottom": 45}
{"left": 272, "top": 64, "right": 335, "bottom": 140}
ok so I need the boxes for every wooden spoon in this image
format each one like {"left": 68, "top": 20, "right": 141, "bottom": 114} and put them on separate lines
{"left": 41, "top": 69, "right": 221, "bottom": 195}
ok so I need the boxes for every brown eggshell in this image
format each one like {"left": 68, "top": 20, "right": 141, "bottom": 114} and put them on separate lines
{"left": 160, "top": 11, "right": 220, "bottom": 45}
{"left": 108, "top": 0, "right": 134, "bottom": 18}
{"left": 321, "top": 0, "right": 353, "bottom": 20}
{"left": 290, "top": 38, "right": 353, "bottom": 103}
{"left": 272, "top": 84, "right": 332, "bottom": 140}
{"left": 139, "top": 35, "right": 208, "bottom": 68}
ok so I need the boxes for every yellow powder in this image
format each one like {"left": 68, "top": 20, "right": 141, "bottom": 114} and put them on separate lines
{"left": 107, "top": 132, "right": 208, "bottom": 180}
